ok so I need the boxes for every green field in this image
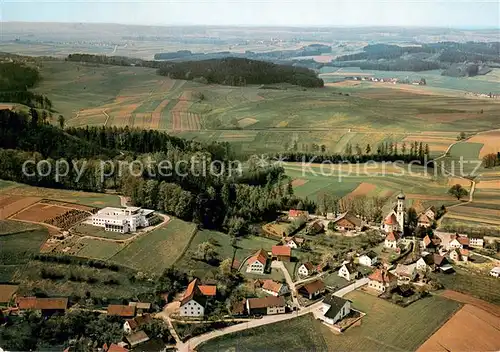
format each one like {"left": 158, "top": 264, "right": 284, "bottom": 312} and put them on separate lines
{"left": 72, "top": 223, "right": 136, "bottom": 240}
{"left": 109, "top": 218, "right": 197, "bottom": 274}
{"left": 198, "top": 314, "right": 327, "bottom": 352}
{"left": 75, "top": 239, "right": 125, "bottom": 260}
{"left": 0, "top": 183, "right": 121, "bottom": 208}
{"left": 0, "top": 221, "right": 48, "bottom": 281}
{"left": 0, "top": 180, "right": 15, "bottom": 190}
{"left": 436, "top": 268, "right": 500, "bottom": 305}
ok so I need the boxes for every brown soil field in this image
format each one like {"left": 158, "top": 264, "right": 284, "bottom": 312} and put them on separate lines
{"left": 40, "top": 200, "right": 94, "bottom": 212}
{"left": 447, "top": 177, "right": 472, "bottom": 187}
{"left": 183, "top": 112, "right": 201, "bottom": 131}
{"left": 0, "top": 196, "right": 42, "bottom": 219}
{"left": 115, "top": 103, "right": 140, "bottom": 126}
{"left": 12, "top": 203, "right": 69, "bottom": 223}
{"left": 444, "top": 213, "right": 500, "bottom": 225}
{"left": 440, "top": 290, "right": 500, "bottom": 316}
{"left": 475, "top": 180, "right": 500, "bottom": 190}
{"left": 417, "top": 305, "right": 500, "bottom": 352}
{"left": 344, "top": 182, "right": 376, "bottom": 198}
{"left": 405, "top": 194, "right": 455, "bottom": 201}
{"left": 449, "top": 205, "right": 500, "bottom": 218}
{"left": 468, "top": 130, "right": 500, "bottom": 157}
{"left": 291, "top": 179, "right": 309, "bottom": 187}
{"left": 150, "top": 99, "right": 170, "bottom": 129}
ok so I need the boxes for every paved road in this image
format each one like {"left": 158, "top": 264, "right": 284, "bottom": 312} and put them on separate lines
{"left": 180, "top": 277, "right": 369, "bottom": 352}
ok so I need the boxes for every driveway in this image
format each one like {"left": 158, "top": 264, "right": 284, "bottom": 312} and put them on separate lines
{"left": 271, "top": 261, "right": 299, "bottom": 308}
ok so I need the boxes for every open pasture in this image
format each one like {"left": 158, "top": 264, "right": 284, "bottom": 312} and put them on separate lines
{"left": 417, "top": 304, "right": 500, "bottom": 352}
{"left": 110, "top": 217, "right": 196, "bottom": 274}
{"left": 0, "top": 184, "right": 121, "bottom": 207}
{"left": 75, "top": 238, "right": 125, "bottom": 260}
{"left": 318, "top": 291, "right": 461, "bottom": 352}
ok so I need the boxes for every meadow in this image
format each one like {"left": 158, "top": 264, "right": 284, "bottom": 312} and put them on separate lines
{"left": 109, "top": 218, "right": 197, "bottom": 274}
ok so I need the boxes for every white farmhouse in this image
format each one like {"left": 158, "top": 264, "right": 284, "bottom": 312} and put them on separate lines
{"left": 490, "top": 267, "right": 500, "bottom": 278}
{"left": 179, "top": 279, "right": 216, "bottom": 317}
{"left": 317, "top": 294, "right": 351, "bottom": 326}
{"left": 338, "top": 261, "right": 358, "bottom": 281}
{"left": 298, "top": 262, "right": 315, "bottom": 277}
{"left": 246, "top": 249, "right": 268, "bottom": 274}
{"left": 359, "top": 251, "right": 378, "bottom": 267}
{"left": 91, "top": 206, "right": 155, "bottom": 233}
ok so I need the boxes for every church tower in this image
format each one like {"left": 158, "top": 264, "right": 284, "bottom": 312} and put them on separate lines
{"left": 396, "top": 191, "right": 405, "bottom": 230}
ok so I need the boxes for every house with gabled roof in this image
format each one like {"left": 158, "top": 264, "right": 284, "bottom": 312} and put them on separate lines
{"left": 283, "top": 236, "right": 305, "bottom": 249}
{"left": 394, "top": 264, "right": 417, "bottom": 285}
{"left": 16, "top": 297, "right": 68, "bottom": 316}
{"left": 383, "top": 214, "right": 399, "bottom": 233}
{"left": 417, "top": 213, "right": 432, "bottom": 228}
{"left": 107, "top": 304, "right": 136, "bottom": 318}
{"left": 384, "top": 231, "right": 400, "bottom": 249}
{"left": 307, "top": 219, "right": 325, "bottom": 234}
{"left": 297, "top": 279, "right": 326, "bottom": 299}
{"left": 261, "top": 280, "right": 288, "bottom": 297}
{"left": 123, "top": 314, "right": 152, "bottom": 334}
{"left": 338, "top": 261, "right": 359, "bottom": 281}
{"left": 449, "top": 248, "right": 469, "bottom": 263}
{"left": 272, "top": 245, "right": 291, "bottom": 262}
{"left": 318, "top": 294, "right": 351, "bottom": 326}
{"left": 246, "top": 249, "right": 268, "bottom": 274}
{"left": 124, "top": 330, "right": 149, "bottom": 349}
{"left": 330, "top": 211, "right": 363, "bottom": 231}
{"left": 179, "top": 279, "right": 216, "bottom": 317}
{"left": 246, "top": 296, "right": 286, "bottom": 316}
{"left": 298, "top": 262, "right": 315, "bottom": 277}
{"left": 359, "top": 251, "right": 378, "bottom": 267}
{"left": 423, "top": 206, "right": 436, "bottom": 220}
{"left": 367, "top": 269, "right": 397, "bottom": 292}
{"left": 288, "top": 209, "right": 309, "bottom": 219}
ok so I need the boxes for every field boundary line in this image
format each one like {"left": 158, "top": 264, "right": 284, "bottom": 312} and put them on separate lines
{"left": 103, "top": 109, "right": 110, "bottom": 127}
{"left": 172, "top": 226, "right": 198, "bottom": 266}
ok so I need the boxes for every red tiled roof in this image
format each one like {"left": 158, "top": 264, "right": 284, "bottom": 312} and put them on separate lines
{"left": 247, "top": 296, "right": 285, "bottom": 309}
{"left": 272, "top": 245, "right": 291, "bottom": 257}
{"left": 199, "top": 285, "right": 217, "bottom": 296}
{"left": 289, "top": 210, "right": 307, "bottom": 217}
{"left": 107, "top": 344, "right": 128, "bottom": 352}
{"left": 180, "top": 279, "right": 200, "bottom": 306}
{"left": 107, "top": 304, "right": 136, "bottom": 317}
{"left": 302, "top": 262, "right": 315, "bottom": 271}
{"left": 385, "top": 231, "right": 399, "bottom": 241}
{"left": 418, "top": 214, "right": 431, "bottom": 224}
{"left": 423, "top": 235, "right": 431, "bottom": 247}
{"left": 248, "top": 249, "right": 268, "bottom": 266}
{"left": 458, "top": 237, "right": 469, "bottom": 246}
{"left": 17, "top": 297, "right": 68, "bottom": 310}
{"left": 125, "top": 314, "right": 152, "bottom": 331}
{"left": 368, "top": 269, "right": 397, "bottom": 284}
{"left": 384, "top": 214, "right": 398, "bottom": 225}
{"left": 299, "top": 279, "right": 325, "bottom": 294}
{"left": 460, "top": 249, "right": 469, "bottom": 256}
{"left": 262, "top": 280, "right": 283, "bottom": 293}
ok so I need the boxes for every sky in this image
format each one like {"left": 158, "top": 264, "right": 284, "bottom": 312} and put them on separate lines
{"left": 1, "top": 0, "right": 499, "bottom": 28}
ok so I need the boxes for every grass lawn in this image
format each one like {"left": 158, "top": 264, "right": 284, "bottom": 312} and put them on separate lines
{"left": 318, "top": 291, "right": 462, "bottom": 351}
{"left": 0, "top": 220, "right": 41, "bottom": 235}
{"left": 436, "top": 268, "right": 500, "bottom": 305}
{"left": 198, "top": 314, "right": 327, "bottom": 352}
{"left": 0, "top": 180, "right": 15, "bottom": 190}
{"left": 110, "top": 218, "right": 196, "bottom": 275}
{"left": 0, "top": 221, "right": 49, "bottom": 281}
{"left": 72, "top": 223, "right": 136, "bottom": 240}
{"left": 75, "top": 238, "right": 125, "bottom": 260}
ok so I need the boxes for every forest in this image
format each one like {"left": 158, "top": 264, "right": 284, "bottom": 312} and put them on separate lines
{"left": 0, "top": 62, "right": 53, "bottom": 109}
{"left": 66, "top": 54, "right": 324, "bottom": 88}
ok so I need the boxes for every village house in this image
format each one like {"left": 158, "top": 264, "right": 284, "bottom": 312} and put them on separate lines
{"left": 307, "top": 219, "right": 325, "bottom": 234}
{"left": 123, "top": 314, "right": 152, "bottom": 334}
{"left": 230, "top": 299, "right": 247, "bottom": 316}
{"left": 330, "top": 211, "right": 363, "bottom": 232}
{"left": 368, "top": 269, "right": 397, "bottom": 293}
{"left": 358, "top": 251, "right": 378, "bottom": 267}
{"left": 383, "top": 215, "right": 400, "bottom": 233}
{"left": 124, "top": 330, "right": 149, "bottom": 349}
{"left": 288, "top": 209, "right": 309, "bottom": 220}
{"left": 298, "top": 279, "right": 326, "bottom": 299}
{"left": 490, "top": 267, "right": 500, "bottom": 278}
{"left": 246, "top": 249, "right": 268, "bottom": 274}
{"left": 338, "top": 261, "right": 359, "bottom": 281}
{"left": 298, "top": 262, "right": 316, "bottom": 277}
{"left": 469, "top": 237, "right": 484, "bottom": 248}
{"left": 421, "top": 235, "right": 441, "bottom": 253}
{"left": 107, "top": 304, "right": 136, "bottom": 318}
{"left": 449, "top": 248, "right": 469, "bottom": 263}
{"left": 283, "top": 236, "right": 305, "bottom": 249}
{"left": 261, "top": 280, "right": 288, "bottom": 297}
{"left": 16, "top": 297, "right": 68, "bottom": 316}
{"left": 317, "top": 294, "right": 351, "bottom": 326}
{"left": 448, "top": 234, "right": 469, "bottom": 250}
{"left": 246, "top": 296, "right": 286, "bottom": 316}
{"left": 128, "top": 302, "right": 151, "bottom": 315}
{"left": 384, "top": 231, "right": 400, "bottom": 249}
{"left": 394, "top": 264, "right": 417, "bottom": 285}
{"left": 272, "top": 245, "right": 291, "bottom": 262}
{"left": 423, "top": 207, "right": 436, "bottom": 220}
{"left": 179, "top": 279, "right": 216, "bottom": 317}
{"left": 417, "top": 213, "right": 432, "bottom": 228}
{"left": 104, "top": 343, "right": 129, "bottom": 352}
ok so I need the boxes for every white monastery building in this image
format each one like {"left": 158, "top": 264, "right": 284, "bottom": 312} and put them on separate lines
{"left": 91, "top": 206, "right": 155, "bottom": 233}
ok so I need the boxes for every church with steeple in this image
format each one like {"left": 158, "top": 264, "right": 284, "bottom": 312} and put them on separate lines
{"left": 382, "top": 191, "right": 406, "bottom": 233}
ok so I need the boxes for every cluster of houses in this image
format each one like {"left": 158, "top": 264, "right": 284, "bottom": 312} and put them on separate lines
{"left": 344, "top": 76, "right": 426, "bottom": 86}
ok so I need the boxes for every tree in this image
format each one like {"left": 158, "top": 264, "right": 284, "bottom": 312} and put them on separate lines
{"left": 406, "top": 207, "right": 418, "bottom": 230}
{"left": 482, "top": 153, "right": 499, "bottom": 168}
{"left": 457, "top": 132, "right": 467, "bottom": 141}
{"left": 196, "top": 242, "right": 217, "bottom": 262}
{"left": 448, "top": 184, "right": 469, "bottom": 200}
{"left": 219, "top": 258, "right": 233, "bottom": 276}
{"left": 58, "top": 115, "right": 65, "bottom": 129}
{"left": 366, "top": 144, "right": 371, "bottom": 154}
